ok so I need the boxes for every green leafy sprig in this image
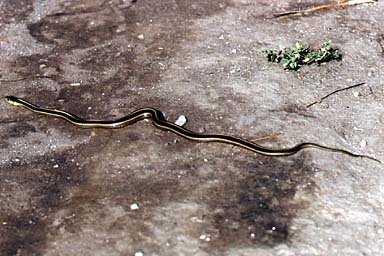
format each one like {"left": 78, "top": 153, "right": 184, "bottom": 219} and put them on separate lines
{"left": 262, "top": 41, "right": 342, "bottom": 71}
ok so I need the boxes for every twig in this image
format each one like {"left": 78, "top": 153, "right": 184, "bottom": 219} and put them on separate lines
{"left": 274, "top": 0, "right": 377, "bottom": 18}
{"left": 306, "top": 82, "right": 366, "bottom": 108}
{"left": 0, "top": 116, "right": 43, "bottom": 124}
{"left": 0, "top": 75, "right": 54, "bottom": 82}
{"left": 378, "top": 34, "right": 384, "bottom": 55}
{"left": 229, "top": 132, "right": 282, "bottom": 152}
{"left": 250, "top": 132, "right": 282, "bottom": 142}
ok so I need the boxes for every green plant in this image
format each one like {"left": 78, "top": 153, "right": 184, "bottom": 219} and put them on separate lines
{"left": 262, "top": 41, "right": 341, "bottom": 70}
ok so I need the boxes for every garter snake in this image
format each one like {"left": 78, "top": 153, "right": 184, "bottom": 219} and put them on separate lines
{"left": 4, "top": 96, "right": 380, "bottom": 162}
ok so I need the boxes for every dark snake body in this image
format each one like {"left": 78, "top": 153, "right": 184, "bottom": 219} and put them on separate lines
{"left": 4, "top": 96, "right": 380, "bottom": 162}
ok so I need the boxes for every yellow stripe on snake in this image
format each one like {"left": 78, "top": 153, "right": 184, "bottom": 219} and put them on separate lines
{"left": 4, "top": 96, "right": 380, "bottom": 163}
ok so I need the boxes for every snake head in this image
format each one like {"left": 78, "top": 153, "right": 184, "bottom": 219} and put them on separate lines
{"left": 4, "top": 96, "right": 22, "bottom": 106}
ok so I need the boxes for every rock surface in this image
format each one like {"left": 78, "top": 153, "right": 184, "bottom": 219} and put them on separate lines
{"left": 0, "top": 0, "right": 383, "bottom": 255}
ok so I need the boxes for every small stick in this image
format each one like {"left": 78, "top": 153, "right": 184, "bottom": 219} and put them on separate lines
{"left": 378, "top": 34, "right": 384, "bottom": 54}
{"left": 274, "top": 0, "right": 377, "bottom": 18}
{"left": 0, "top": 75, "right": 54, "bottom": 82}
{"left": 306, "top": 82, "right": 365, "bottom": 108}
{"left": 228, "top": 132, "right": 281, "bottom": 153}
{"left": 250, "top": 132, "right": 282, "bottom": 142}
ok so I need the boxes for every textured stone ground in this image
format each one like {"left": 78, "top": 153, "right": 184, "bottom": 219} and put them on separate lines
{"left": 0, "top": 0, "right": 383, "bottom": 255}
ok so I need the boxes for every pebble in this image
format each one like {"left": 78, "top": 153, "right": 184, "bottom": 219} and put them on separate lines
{"left": 130, "top": 203, "right": 139, "bottom": 210}
{"left": 199, "top": 234, "right": 211, "bottom": 242}
{"left": 360, "top": 139, "right": 367, "bottom": 149}
{"left": 175, "top": 115, "right": 187, "bottom": 126}
{"left": 353, "top": 91, "right": 362, "bottom": 97}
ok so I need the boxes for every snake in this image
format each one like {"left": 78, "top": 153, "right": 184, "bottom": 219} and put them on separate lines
{"left": 4, "top": 96, "right": 380, "bottom": 163}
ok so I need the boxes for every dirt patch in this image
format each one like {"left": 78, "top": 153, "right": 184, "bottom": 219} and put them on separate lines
{"left": 0, "top": 147, "right": 87, "bottom": 255}
{"left": 0, "top": 0, "right": 34, "bottom": 24}
{"left": 199, "top": 154, "right": 315, "bottom": 252}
